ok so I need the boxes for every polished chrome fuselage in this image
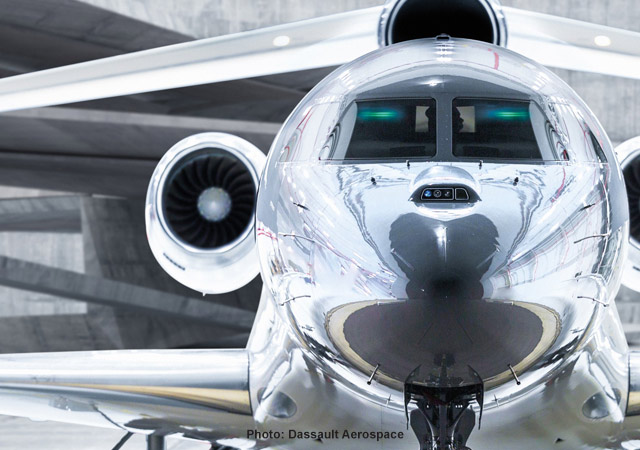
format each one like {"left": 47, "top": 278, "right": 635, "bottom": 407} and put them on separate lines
{"left": 249, "top": 160, "right": 630, "bottom": 449}
{"left": 248, "top": 287, "right": 629, "bottom": 449}
{"left": 0, "top": 38, "right": 633, "bottom": 450}
{"left": 251, "top": 39, "right": 632, "bottom": 448}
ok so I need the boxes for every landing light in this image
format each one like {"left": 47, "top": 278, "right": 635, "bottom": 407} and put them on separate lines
{"left": 273, "top": 35, "right": 291, "bottom": 47}
{"left": 594, "top": 35, "right": 611, "bottom": 47}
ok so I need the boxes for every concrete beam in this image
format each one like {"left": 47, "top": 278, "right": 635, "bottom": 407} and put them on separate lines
{"left": 0, "top": 195, "right": 80, "bottom": 214}
{"left": 0, "top": 195, "right": 82, "bottom": 233}
{"left": 0, "top": 255, "right": 256, "bottom": 330}
{"left": 0, "top": 105, "right": 277, "bottom": 160}
{"left": 3, "top": 107, "right": 281, "bottom": 137}
{"left": 0, "top": 152, "right": 155, "bottom": 198}
{"left": 0, "top": 210, "right": 80, "bottom": 233}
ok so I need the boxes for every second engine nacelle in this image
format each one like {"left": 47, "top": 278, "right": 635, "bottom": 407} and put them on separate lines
{"left": 617, "top": 137, "right": 640, "bottom": 292}
{"left": 378, "top": 0, "right": 507, "bottom": 47}
{"left": 146, "top": 133, "right": 266, "bottom": 294}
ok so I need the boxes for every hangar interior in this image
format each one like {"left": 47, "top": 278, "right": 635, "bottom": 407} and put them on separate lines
{"left": 0, "top": 0, "right": 640, "bottom": 448}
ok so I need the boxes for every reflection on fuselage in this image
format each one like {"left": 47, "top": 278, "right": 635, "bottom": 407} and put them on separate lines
{"left": 263, "top": 161, "right": 607, "bottom": 389}
{"left": 251, "top": 38, "right": 630, "bottom": 449}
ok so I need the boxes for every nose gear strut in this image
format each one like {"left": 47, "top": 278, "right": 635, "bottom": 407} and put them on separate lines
{"left": 404, "top": 365, "right": 484, "bottom": 450}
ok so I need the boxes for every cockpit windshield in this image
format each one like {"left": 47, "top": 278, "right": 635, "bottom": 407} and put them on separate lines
{"left": 452, "top": 98, "right": 553, "bottom": 161}
{"left": 326, "top": 97, "right": 558, "bottom": 163}
{"left": 328, "top": 99, "right": 437, "bottom": 160}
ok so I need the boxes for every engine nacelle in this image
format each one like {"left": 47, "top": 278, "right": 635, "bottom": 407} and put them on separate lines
{"left": 378, "top": 0, "right": 507, "bottom": 47}
{"left": 617, "top": 137, "right": 640, "bottom": 292}
{"left": 146, "top": 133, "right": 266, "bottom": 294}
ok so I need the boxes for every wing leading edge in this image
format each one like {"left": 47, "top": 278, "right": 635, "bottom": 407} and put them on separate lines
{"left": 0, "top": 7, "right": 381, "bottom": 113}
{"left": 0, "top": 349, "right": 253, "bottom": 441}
{"left": 505, "top": 7, "right": 640, "bottom": 80}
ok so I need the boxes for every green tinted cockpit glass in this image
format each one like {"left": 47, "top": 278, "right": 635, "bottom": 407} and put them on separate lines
{"left": 452, "top": 98, "right": 555, "bottom": 161}
{"left": 329, "top": 99, "right": 436, "bottom": 160}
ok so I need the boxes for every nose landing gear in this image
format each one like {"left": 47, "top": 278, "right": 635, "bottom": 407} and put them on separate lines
{"left": 404, "top": 366, "right": 484, "bottom": 450}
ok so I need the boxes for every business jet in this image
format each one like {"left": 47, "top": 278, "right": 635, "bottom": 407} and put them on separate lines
{"left": 1, "top": 0, "right": 640, "bottom": 449}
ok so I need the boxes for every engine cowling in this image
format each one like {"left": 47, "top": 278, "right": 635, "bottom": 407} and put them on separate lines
{"left": 146, "top": 133, "right": 266, "bottom": 294}
{"left": 617, "top": 137, "right": 640, "bottom": 292}
{"left": 378, "top": 0, "right": 507, "bottom": 47}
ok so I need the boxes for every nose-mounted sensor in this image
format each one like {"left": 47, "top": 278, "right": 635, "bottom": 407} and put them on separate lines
{"left": 419, "top": 186, "right": 472, "bottom": 202}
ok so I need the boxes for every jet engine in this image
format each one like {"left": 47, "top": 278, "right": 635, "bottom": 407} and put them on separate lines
{"left": 146, "top": 133, "right": 266, "bottom": 294}
{"left": 617, "top": 137, "right": 640, "bottom": 292}
{"left": 378, "top": 0, "right": 507, "bottom": 47}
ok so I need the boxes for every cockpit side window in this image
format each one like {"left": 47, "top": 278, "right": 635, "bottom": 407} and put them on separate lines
{"left": 329, "top": 98, "right": 437, "bottom": 160}
{"left": 452, "top": 98, "right": 556, "bottom": 161}
{"left": 588, "top": 129, "right": 608, "bottom": 163}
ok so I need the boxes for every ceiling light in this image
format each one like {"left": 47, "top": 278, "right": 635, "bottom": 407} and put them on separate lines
{"left": 594, "top": 35, "right": 611, "bottom": 47}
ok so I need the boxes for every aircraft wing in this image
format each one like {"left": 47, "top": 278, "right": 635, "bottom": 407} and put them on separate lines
{"left": 0, "top": 5, "right": 639, "bottom": 113}
{"left": 504, "top": 7, "right": 640, "bottom": 79}
{"left": 0, "top": 7, "right": 381, "bottom": 113}
{"left": 0, "top": 349, "right": 254, "bottom": 440}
